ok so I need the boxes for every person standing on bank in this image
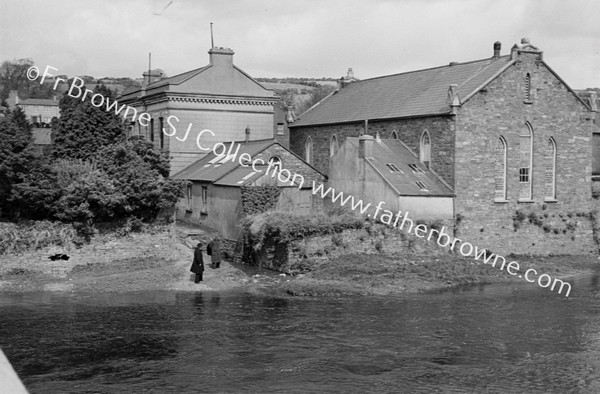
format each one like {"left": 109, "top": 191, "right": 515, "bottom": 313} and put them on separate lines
{"left": 190, "top": 242, "right": 204, "bottom": 283}
{"left": 208, "top": 237, "right": 222, "bottom": 269}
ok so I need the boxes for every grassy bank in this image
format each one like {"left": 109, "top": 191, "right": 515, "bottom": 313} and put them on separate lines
{"left": 280, "top": 252, "right": 600, "bottom": 296}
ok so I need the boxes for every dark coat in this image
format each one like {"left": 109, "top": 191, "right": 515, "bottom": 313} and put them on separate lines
{"left": 208, "top": 240, "right": 222, "bottom": 263}
{"left": 190, "top": 247, "right": 204, "bottom": 274}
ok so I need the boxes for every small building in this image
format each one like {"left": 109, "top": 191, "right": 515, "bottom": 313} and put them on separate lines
{"left": 329, "top": 135, "right": 454, "bottom": 219}
{"left": 7, "top": 91, "right": 59, "bottom": 125}
{"left": 172, "top": 139, "right": 325, "bottom": 240}
{"left": 119, "top": 47, "right": 281, "bottom": 175}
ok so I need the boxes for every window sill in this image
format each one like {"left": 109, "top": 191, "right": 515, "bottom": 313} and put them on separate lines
{"left": 543, "top": 198, "right": 558, "bottom": 203}
{"left": 517, "top": 199, "right": 534, "bottom": 203}
{"left": 494, "top": 198, "right": 510, "bottom": 203}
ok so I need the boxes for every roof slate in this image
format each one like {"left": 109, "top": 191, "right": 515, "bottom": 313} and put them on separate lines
{"left": 171, "top": 139, "right": 277, "bottom": 182}
{"left": 348, "top": 138, "right": 453, "bottom": 197}
{"left": 292, "top": 56, "right": 513, "bottom": 127}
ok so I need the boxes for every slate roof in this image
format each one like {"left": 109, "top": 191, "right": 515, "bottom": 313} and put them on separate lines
{"left": 292, "top": 55, "right": 514, "bottom": 127}
{"left": 172, "top": 139, "right": 276, "bottom": 183}
{"left": 348, "top": 137, "right": 453, "bottom": 197}
{"left": 18, "top": 98, "right": 58, "bottom": 106}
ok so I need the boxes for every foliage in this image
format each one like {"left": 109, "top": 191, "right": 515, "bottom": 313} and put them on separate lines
{"left": 51, "top": 84, "right": 126, "bottom": 160}
{"left": 0, "top": 59, "right": 57, "bottom": 101}
{"left": 0, "top": 220, "right": 78, "bottom": 255}
{"left": 241, "top": 211, "right": 364, "bottom": 252}
{"left": 0, "top": 108, "right": 36, "bottom": 217}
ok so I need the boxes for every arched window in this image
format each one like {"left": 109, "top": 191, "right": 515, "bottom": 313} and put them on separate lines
{"left": 494, "top": 137, "right": 507, "bottom": 201}
{"left": 545, "top": 138, "right": 556, "bottom": 200}
{"left": 390, "top": 130, "right": 399, "bottom": 139}
{"left": 330, "top": 134, "right": 339, "bottom": 157}
{"left": 419, "top": 131, "right": 431, "bottom": 169}
{"left": 305, "top": 136, "right": 313, "bottom": 163}
{"left": 525, "top": 73, "right": 531, "bottom": 102}
{"left": 375, "top": 131, "right": 381, "bottom": 140}
{"left": 268, "top": 156, "right": 281, "bottom": 172}
{"left": 519, "top": 123, "right": 533, "bottom": 200}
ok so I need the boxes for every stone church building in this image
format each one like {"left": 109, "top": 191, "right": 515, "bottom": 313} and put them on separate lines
{"left": 289, "top": 39, "right": 598, "bottom": 255}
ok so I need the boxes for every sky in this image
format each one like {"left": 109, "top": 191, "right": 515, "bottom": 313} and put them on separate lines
{"left": 1, "top": 0, "right": 599, "bottom": 89}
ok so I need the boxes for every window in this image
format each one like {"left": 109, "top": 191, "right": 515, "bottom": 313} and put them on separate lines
{"left": 305, "top": 136, "right": 313, "bottom": 163}
{"left": 268, "top": 156, "right": 282, "bottom": 172}
{"left": 420, "top": 131, "right": 431, "bottom": 169}
{"left": 408, "top": 163, "right": 424, "bottom": 173}
{"left": 159, "top": 117, "right": 164, "bottom": 149}
{"left": 186, "top": 184, "right": 192, "bottom": 211}
{"left": 375, "top": 131, "right": 380, "bottom": 140}
{"left": 150, "top": 118, "right": 154, "bottom": 142}
{"left": 519, "top": 123, "right": 533, "bottom": 200}
{"left": 390, "top": 130, "right": 399, "bottom": 139}
{"left": 386, "top": 163, "right": 401, "bottom": 172}
{"left": 494, "top": 137, "right": 507, "bottom": 201}
{"left": 277, "top": 123, "right": 285, "bottom": 135}
{"left": 415, "top": 181, "right": 429, "bottom": 191}
{"left": 545, "top": 138, "right": 556, "bottom": 200}
{"left": 525, "top": 73, "right": 532, "bottom": 102}
{"left": 330, "top": 134, "right": 339, "bottom": 157}
{"left": 201, "top": 186, "right": 208, "bottom": 213}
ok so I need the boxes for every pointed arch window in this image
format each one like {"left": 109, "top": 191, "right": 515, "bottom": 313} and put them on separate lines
{"left": 519, "top": 123, "right": 533, "bottom": 201}
{"left": 375, "top": 131, "right": 381, "bottom": 140}
{"left": 544, "top": 138, "right": 557, "bottom": 200}
{"left": 525, "top": 73, "right": 532, "bottom": 102}
{"left": 330, "top": 134, "right": 339, "bottom": 157}
{"left": 305, "top": 136, "right": 313, "bottom": 164}
{"left": 419, "top": 131, "right": 431, "bottom": 169}
{"left": 390, "top": 130, "right": 399, "bottom": 139}
{"left": 494, "top": 136, "right": 507, "bottom": 201}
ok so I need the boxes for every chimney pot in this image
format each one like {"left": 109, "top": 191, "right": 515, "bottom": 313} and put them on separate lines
{"left": 245, "top": 126, "right": 251, "bottom": 144}
{"left": 521, "top": 37, "right": 530, "bottom": 45}
{"left": 493, "top": 41, "right": 501, "bottom": 58}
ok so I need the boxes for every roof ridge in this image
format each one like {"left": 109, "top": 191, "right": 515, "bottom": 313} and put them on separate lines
{"left": 353, "top": 55, "right": 511, "bottom": 84}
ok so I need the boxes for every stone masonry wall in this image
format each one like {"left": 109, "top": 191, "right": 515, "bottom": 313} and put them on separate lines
{"left": 253, "top": 144, "right": 325, "bottom": 187}
{"left": 454, "top": 50, "right": 596, "bottom": 255}
{"left": 249, "top": 220, "right": 454, "bottom": 272}
{"left": 289, "top": 116, "right": 455, "bottom": 185}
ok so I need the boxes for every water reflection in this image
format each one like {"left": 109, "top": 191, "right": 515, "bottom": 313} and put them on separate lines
{"left": 0, "top": 276, "right": 599, "bottom": 393}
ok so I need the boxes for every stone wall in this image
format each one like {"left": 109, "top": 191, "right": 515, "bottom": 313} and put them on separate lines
{"left": 454, "top": 50, "right": 596, "bottom": 255}
{"left": 289, "top": 116, "right": 455, "bottom": 185}
{"left": 247, "top": 220, "right": 454, "bottom": 272}
{"left": 241, "top": 186, "right": 281, "bottom": 216}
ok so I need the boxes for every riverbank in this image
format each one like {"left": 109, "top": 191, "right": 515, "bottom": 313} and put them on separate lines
{"left": 279, "top": 252, "right": 600, "bottom": 296}
{"left": 0, "top": 226, "right": 598, "bottom": 296}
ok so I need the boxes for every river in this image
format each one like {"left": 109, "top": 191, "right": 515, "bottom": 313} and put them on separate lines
{"left": 1, "top": 274, "right": 600, "bottom": 393}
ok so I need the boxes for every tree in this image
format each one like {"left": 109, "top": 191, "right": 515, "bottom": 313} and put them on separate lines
{"left": 0, "top": 58, "right": 55, "bottom": 101}
{"left": 296, "top": 85, "right": 337, "bottom": 115}
{"left": 95, "top": 137, "right": 185, "bottom": 220}
{"left": 0, "top": 108, "right": 36, "bottom": 218}
{"left": 51, "top": 84, "right": 126, "bottom": 160}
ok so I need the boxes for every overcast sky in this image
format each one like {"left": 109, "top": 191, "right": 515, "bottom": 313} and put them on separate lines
{"left": 1, "top": 0, "right": 598, "bottom": 89}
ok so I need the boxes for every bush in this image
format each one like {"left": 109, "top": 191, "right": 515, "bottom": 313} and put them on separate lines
{"left": 0, "top": 221, "right": 78, "bottom": 255}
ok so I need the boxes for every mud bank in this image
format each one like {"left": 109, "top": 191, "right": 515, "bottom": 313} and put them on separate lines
{"left": 0, "top": 227, "right": 598, "bottom": 296}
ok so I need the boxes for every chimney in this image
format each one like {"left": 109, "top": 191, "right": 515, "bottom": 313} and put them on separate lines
{"left": 447, "top": 84, "right": 460, "bottom": 107}
{"left": 358, "top": 135, "right": 374, "bottom": 159}
{"left": 493, "top": 41, "right": 501, "bottom": 58}
{"left": 589, "top": 90, "right": 598, "bottom": 112}
{"left": 209, "top": 47, "right": 234, "bottom": 68}
{"left": 245, "top": 125, "right": 251, "bottom": 144}
{"left": 7, "top": 90, "right": 19, "bottom": 109}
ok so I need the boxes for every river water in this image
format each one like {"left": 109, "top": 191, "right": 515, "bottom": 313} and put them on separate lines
{"left": 1, "top": 274, "right": 600, "bottom": 393}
